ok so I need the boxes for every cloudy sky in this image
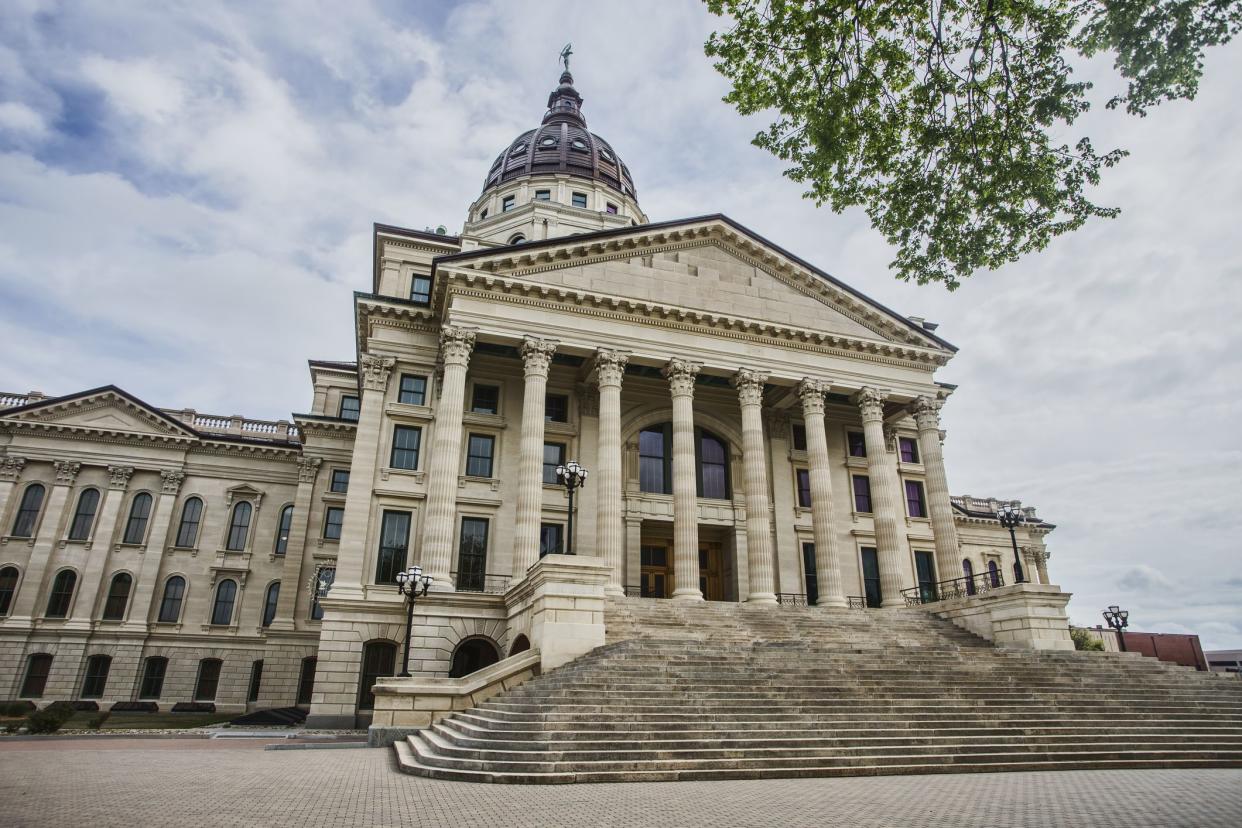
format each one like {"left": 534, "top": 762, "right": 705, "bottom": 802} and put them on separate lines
{"left": 2, "top": 1, "right": 1239, "bottom": 648}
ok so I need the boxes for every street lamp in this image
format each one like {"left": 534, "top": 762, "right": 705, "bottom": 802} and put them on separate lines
{"left": 995, "top": 502, "right": 1026, "bottom": 584}
{"left": 1103, "top": 604, "right": 1130, "bottom": 652}
{"left": 394, "top": 565, "right": 432, "bottom": 677}
{"left": 554, "top": 460, "right": 588, "bottom": 556}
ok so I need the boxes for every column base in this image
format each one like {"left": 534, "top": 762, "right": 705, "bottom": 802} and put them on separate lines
{"left": 745, "top": 593, "right": 777, "bottom": 605}
{"left": 671, "top": 589, "right": 704, "bottom": 602}
{"left": 604, "top": 584, "right": 625, "bottom": 598}
{"left": 816, "top": 597, "right": 849, "bottom": 609}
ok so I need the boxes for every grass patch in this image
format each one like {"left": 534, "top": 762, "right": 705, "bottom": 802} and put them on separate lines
{"left": 61, "top": 712, "right": 237, "bottom": 730}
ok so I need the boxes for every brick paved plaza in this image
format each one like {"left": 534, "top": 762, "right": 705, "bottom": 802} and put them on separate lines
{"left": 1, "top": 738, "right": 1241, "bottom": 827}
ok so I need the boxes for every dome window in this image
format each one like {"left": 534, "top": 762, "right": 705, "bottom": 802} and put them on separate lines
{"left": 502, "top": 195, "right": 515, "bottom": 212}
{"left": 509, "top": 234, "right": 526, "bottom": 245}
{"left": 570, "top": 139, "right": 588, "bottom": 151}
{"left": 539, "top": 136, "right": 557, "bottom": 148}
{"left": 606, "top": 203, "right": 618, "bottom": 215}
{"left": 480, "top": 208, "right": 488, "bottom": 220}
{"left": 599, "top": 148, "right": 613, "bottom": 162}
{"left": 510, "top": 143, "right": 527, "bottom": 155}
{"left": 534, "top": 189, "right": 551, "bottom": 201}
{"left": 571, "top": 192, "right": 588, "bottom": 209}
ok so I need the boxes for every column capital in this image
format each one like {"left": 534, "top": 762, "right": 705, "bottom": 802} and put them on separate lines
{"left": 797, "top": 378, "right": 831, "bottom": 416}
{"left": 853, "top": 386, "right": 888, "bottom": 421}
{"left": 662, "top": 358, "right": 700, "bottom": 398}
{"left": 0, "top": 456, "right": 26, "bottom": 482}
{"left": 106, "top": 465, "right": 134, "bottom": 490}
{"left": 297, "top": 456, "right": 323, "bottom": 484}
{"left": 439, "top": 325, "right": 477, "bottom": 366}
{"left": 730, "top": 368, "right": 768, "bottom": 408}
{"left": 360, "top": 353, "right": 396, "bottom": 392}
{"left": 594, "top": 349, "right": 629, "bottom": 388}
{"left": 160, "top": 469, "right": 186, "bottom": 495}
{"left": 910, "top": 395, "right": 942, "bottom": 431}
{"left": 51, "top": 460, "right": 81, "bottom": 486}
{"left": 520, "top": 336, "right": 558, "bottom": 377}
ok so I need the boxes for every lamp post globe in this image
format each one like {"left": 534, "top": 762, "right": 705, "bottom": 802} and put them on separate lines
{"left": 395, "top": 564, "right": 432, "bottom": 677}
{"left": 995, "top": 502, "right": 1027, "bottom": 584}
{"left": 555, "top": 460, "right": 588, "bottom": 556}
{"left": 1103, "top": 604, "right": 1131, "bottom": 652}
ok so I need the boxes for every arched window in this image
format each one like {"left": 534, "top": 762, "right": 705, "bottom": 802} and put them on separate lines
{"left": 175, "top": 497, "right": 203, "bottom": 548}
{"left": 987, "top": 560, "right": 1000, "bottom": 588}
{"left": 226, "top": 502, "right": 252, "bottom": 551}
{"left": 194, "top": 658, "right": 222, "bottom": 701}
{"left": 68, "top": 489, "right": 100, "bottom": 541}
{"left": 297, "top": 656, "right": 317, "bottom": 705}
{"left": 211, "top": 579, "right": 237, "bottom": 626}
{"left": 262, "top": 582, "right": 280, "bottom": 627}
{"left": 158, "top": 576, "right": 185, "bottom": 623}
{"left": 273, "top": 505, "right": 293, "bottom": 556}
{"left": 102, "top": 573, "right": 132, "bottom": 620}
{"left": 139, "top": 656, "right": 168, "bottom": 699}
{"left": 509, "top": 634, "right": 531, "bottom": 656}
{"left": 356, "top": 642, "right": 396, "bottom": 710}
{"left": 123, "top": 492, "right": 152, "bottom": 544}
{"left": 81, "top": 654, "right": 112, "bottom": 698}
{"left": 698, "top": 430, "right": 730, "bottom": 499}
{"left": 962, "top": 559, "right": 976, "bottom": 596}
{"left": 45, "top": 570, "right": 76, "bottom": 618}
{"left": 11, "top": 484, "right": 45, "bottom": 538}
{"left": 449, "top": 637, "right": 500, "bottom": 679}
{"left": 20, "top": 653, "right": 53, "bottom": 698}
{"left": 508, "top": 233, "right": 526, "bottom": 244}
{"left": 0, "top": 566, "right": 18, "bottom": 616}
{"left": 638, "top": 423, "right": 732, "bottom": 499}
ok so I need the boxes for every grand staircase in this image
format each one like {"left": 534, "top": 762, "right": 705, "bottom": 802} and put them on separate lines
{"left": 394, "top": 598, "right": 1242, "bottom": 783}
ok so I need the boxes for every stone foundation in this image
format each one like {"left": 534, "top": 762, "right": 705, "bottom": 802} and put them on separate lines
{"left": 927, "top": 582, "right": 1074, "bottom": 650}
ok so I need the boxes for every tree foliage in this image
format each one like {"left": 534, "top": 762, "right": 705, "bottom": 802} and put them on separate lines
{"left": 705, "top": 1, "right": 1242, "bottom": 288}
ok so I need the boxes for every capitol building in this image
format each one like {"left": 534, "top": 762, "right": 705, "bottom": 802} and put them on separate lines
{"left": 0, "top": 67, "right": 1058, "bottom": 727}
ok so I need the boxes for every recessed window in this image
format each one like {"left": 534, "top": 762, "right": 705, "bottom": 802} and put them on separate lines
{"left": 374, "top": 511, "right": 411, "bottom": 584}
{"left": 510, "top": 143, "right": 526, "bottom": 155}
{"left": 539, "top": 136, "right": 557, "bottom": 147}
{"left": 398, "top": 374, "right": 427, "bottom": 405}
{"left": 0, "top": 566, "right": 18, "bottom": 616}
{"left": 339, "top": 395, "right": 361, "bottom": 422}
{"left": 847, "top": 431, "right": 867, "bottom": 458}
{"left": 545, "top": 393, "right": 569, "bottom": 423}
{"left": 139, "top": 656, "right": 168, "bottom": 699}
{"left": 471, "top": 384, "right": 500, "bottom": 414}
{"left": 21, "top": 653, "right": 53, "bottom": 698}
{"left": 297, "top": 657, "right": 317, "bottom": 705}
{"left": 466, "top": 434, "right": 496, "bottom": 478}
{"left": 802, "top": 542, "right": 819, "bottom": 606}
{"left": 543, "top": 442, "right": 566, "bottom": 484}
{"left": 796, "top": 469, "right": 812, "bottom": 508}
{"left": 508, "top": 233, "right": 526, "bottom": 244}
{"left": 699, "top": 431, "right": 730, "bottom": 500}
{"left": 11, "top": 483, "right": 45, "bottom": 538}
{"left": 323, "top": 507, "right": 345, "bottom": 540}
{"left": 899, "top": 436, "right": 920, "bottom": 464}
{"left": 194, "top": 658, "right": 222, "bottom": 701}
{"left": 68, "top": 489, "right": 100, "bottom": 541}
{"left": 248, "top": 660, "right": 264, "bottom": 702}
{"left": 159, "top": 576, "right": 185, "bottom": 623}
{"left": 390, "top": 425, "right": 422, "bottom": 470}
{"left": 211, "top": 579, "right": 237, "bottom": 626}
{"left": 175, "top": 497, "right": 203, "bottom": 548}
{"left": 456, "top": 517, "right": 489, "bottom": 592}
{"left": 262, "top": 583, "right": 280, "bottom": 627}
{"left": 570, "top": 138, "right": 588, "bottom": 151}
{"left": 226, "top": 501, "right": 252, "bottom": 551}
{"left": 571, "top": 192, "right": 587, "bottom": 208}
{"left": 330, "top": 469, "right": 350, "bottom": 493}
{"left": 540, "top": 523, "right": 564, "bottom": 557}
{"left": 600, "top": 148, "right": 613, "bottom": 162}
{"left": 534, "top": 189, "right": 551, "bottom": 201}
{"left": 102, "top": 573, "right": 132, "bottom": 620}
{"left": 502, "top": 195, "right": 516, "bottom": 212}
{"left": 123, "top": 492, "right": 152, "bottom": 545}
{"left": 905, "top": 480, "right": 927, "bottom": 518}
{"left": 81, "top": 654, "right": 111, "bottom": 699}
{"left": 45, "top": 570, "right": 76, "bottom": 618}
{"left": 791, "top": 424, "right": 807, "bottom": 452}
{"left": 639, "top": 425, "right": 671, "bottom": 495}
{"left": 274, "top": 504, "right": 293, "bottom": 555}
{"left": 480, "top": 208, "right": 488, "bottom": 219}
{"left": 852, "top": 475, "right": 873, "bottom": 513}
{"left": 410, "top": 275, "right": 432, "bottom": 305}
{"left": 605, "top": 202, "right": 618, "bottom": 214}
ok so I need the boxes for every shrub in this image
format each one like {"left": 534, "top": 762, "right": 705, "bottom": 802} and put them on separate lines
{"left": 87, "top": 712, "right": 111, "bottom": 729}
{"left": 0, "top": 700, "right": 36, "bottom": 717}
{"left": 25, "top": 703, "right": 75, "bottom": 734}
{"left": 1071, "top": 627, "right": 1105, "bottom": 651}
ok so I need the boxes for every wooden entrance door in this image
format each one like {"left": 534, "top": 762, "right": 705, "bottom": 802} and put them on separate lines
{"left": 699, "top": 543, "right": 723, "bottom": 601}
{"left": 640, "top": 544, "right": 670, "bottom": 598}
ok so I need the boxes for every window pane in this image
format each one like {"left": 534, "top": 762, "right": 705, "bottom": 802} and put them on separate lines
{"left": 852, "top": 475, "right": 872, "bottom": 513}
{"left": 802, "top": 543, "right": 819, "bottom": 606}
{"left": 545, "top": 394, "right": 568, "bottom": 423}
{"left": 139, "top": 657, "right": 167, "bottom": 699}
{"left": 262, "top": 583, "right": 280, "bottom": 627}
{"left": 905, "top": 480, "right": 926, "bottom": 518}
{"left": 248, "top": 660, "right": 264, "bottom": 702}
{"left": 339, "top": 395, "right": 361, "bottom": 421}
{"left": 539, "top": 523, "right": 564, "bottom": 557}
{"left": 45, "top": 570, "right": 76, "bottom": 618}
{"left": 410, "top": 276, "right": 432, "bottom": 304}
{"left": 456, "top": 518, "right": 489, "bottom": 591}
{"left": 211, "top": 580, "right": 236, "bottom": 625}
{"left": 699, "top": 433, "right": 728, "bottom": 500}
{"left": 176, "top": 498, "right": 202, "bottom": 547}
{"left": 791, "top": 424, "right": 807, "bottom": 452}
{"left": 297, "top": 657, "right": 317, "bottom": 705}
{"left": 502, "top": 195, "right": 515, "bottom": 211}
{"left": 274, "top": 505, "right": 294, "bottom": 555}
{"left": 323, "top": 507, "right": 345, "bottom": 540}
{"left": 21, "top": 653, "right": 53, "bottom": 698}
{"left": 330, "top": 469, "right": 350, "bottom": 492}
{"left": 639, "top": 427, "right": 667, "bottom": 494}
{"left": 0, "top": 566, "right": 18, "bottom": 616}
{"left": 535, "top": 189, "right": 551, "bottom": 201}
{"left": 68, "top": 489, "right": 100, "bottom": 541}
{"left": 391, "top": 426, "right": 422, "bottom": 470}
{"left": 398, "top": 374, "right": 427, "bottom": 405}
{"left": 356, "top": 644, "right": 394, "bottom": 710}
{"left": 796, "top": 469, "right": 812, "bottom": 508}
{"left": 847, "top": 432, "right": 867, "bottom": 458}
{"left": 194, "top": 659, "right": 222, "bottom": 701}
{"left": 82, "top": 655, "right": 111, "bottom": 698}
{"left": 470, "top": 384, "right": 499, "bottom": 414}
{"left": 571, "top": 192, "right": 587, "bottom": 208}
{"left": 374, "top": 511, "right": 411, "bottom": 584}
{"left": 102, "top": 573, "right": 132, "bottom": 620}
{"left": 159, "top": 577, "right": 185, "bottom": 623}
{"left": 899, "top": 437, "right": 920, "bottom": 463}
{"left": 466, "top": 434, "right": 495, "bottom": 478}
{"left": 12, "top": 484, "right": 45, "bottom": 537}
{"left": 542, "top": 442, "right": 565, "bottom": 484}
{"left": 226, "top": 502, "right": 252, "bottom": 551}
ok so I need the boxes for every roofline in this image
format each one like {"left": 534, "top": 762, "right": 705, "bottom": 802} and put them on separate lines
{"left": 372, "top": 221, "right": 462, "bottom": 298}
{"left": 0, "top": 384, "right": 199, "bottom": 436}
{"left": 308, "top": 359, "right": 358, "bottom": 372}
{"left": 431, "top": 213, "right": 957, "bottom": 352}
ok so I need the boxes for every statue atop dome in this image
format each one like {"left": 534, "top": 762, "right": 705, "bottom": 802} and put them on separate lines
{"left": 560, "top": 42, "right": 573, "bottom": 73}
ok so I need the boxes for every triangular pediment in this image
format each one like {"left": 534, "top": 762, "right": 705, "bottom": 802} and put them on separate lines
{"left": 1, "top": 386, "right": 198, "bottom": 439}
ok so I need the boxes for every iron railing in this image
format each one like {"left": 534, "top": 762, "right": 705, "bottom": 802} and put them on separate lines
{"left": 846, "top": 595, "right": 868, "bottom": 610}
{"left": 776, "top": 593, "right": 808, "bottom": 607}
{"left": 901, "top": 571, "right": 1006, "bottom": 606}
{"left": 452, "top": 572, "right": 511, "bottom": 595}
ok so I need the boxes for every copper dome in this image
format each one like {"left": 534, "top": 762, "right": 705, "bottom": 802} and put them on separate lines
{"left": 481, "top": 71, "right": 637, "bottom": 201}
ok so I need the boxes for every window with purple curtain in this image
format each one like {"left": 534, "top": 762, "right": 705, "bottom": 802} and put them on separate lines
{"left": 638, "top": 427, "right": 668, "bottom": 494}
{"left": 898, "top": 437, "right": 920, "bottom": 463}
{"left": 962, "top": 559, "right": 976, "bottom": 595}
{"left": 699, "top": 432, "right": 729, "bottom": 500}
{"left": 905, "top": 480, "right": 926, "bottom": 517}
{"left": 852, "top": 475, "right": 872, "bottom": 512}
{"left": 796, "top": 469, "right": 812, "bottom": 508}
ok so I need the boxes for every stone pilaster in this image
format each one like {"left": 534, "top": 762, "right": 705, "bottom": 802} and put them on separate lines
{"left": 595, "top": 349, "right": 628, "bottom": 595}
{"left": 269, "top": 457, "right": 321, "bottom": 629}
{"left": 512, "top": 337, "right": 557, "bottom": 580}
{"left": 663, "top": 358, "right": 702, "bottom": 601}
{"left": 854, "top": 388, "right": 906, "bottom": 607}
{"left": 798, "top": 379, "right": 846, "bottom": 608}
{"left": 332, "top": 353, "right": 394, "bottom": 599}
{"left": 421, "top": 327, "right": 476, "bottom": 588}
{"left": 0, "top": 455, "right": 26, "bottom": 521}
{"left": 117, "top": 469, "right": 183, "bottom": 628}
{"left": 911, "top": 396, "right": 962, "bottom": 586}
{"left": 8, "top": 460, "right": 82, "bottom": 622}
{"left": 732, "top": 368, "right": 776, "bottom": 604}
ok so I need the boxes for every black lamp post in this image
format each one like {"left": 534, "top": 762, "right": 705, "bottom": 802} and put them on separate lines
{"left": 1103, "top": 604, "right": 1130, "bottom": 652}
{"left": 995, "top": 502, "right": 1027, "bottom": 584}
{"left": 394, "top": 564, "right": 432, "bottom": 677}
{"left": 554, "top": 460, "right": 588, "bottom": 555}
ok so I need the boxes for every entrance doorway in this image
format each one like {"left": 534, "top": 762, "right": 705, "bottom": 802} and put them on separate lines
{"left": 914, "top": 550, "right": 937, "bottom": 602}
{"left": 640, "top": 544, "right": 670, "bottom": 598}
{"left": 699, "top": 542, "right": 724, "bottom": 601}
{"left": 861, "top": 547, "right": 882, "bottom": 607}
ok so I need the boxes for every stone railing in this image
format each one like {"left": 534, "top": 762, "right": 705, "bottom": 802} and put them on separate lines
{"left": 951, "top": 495, "right": 1039, "bottom": 521}
{"left": 926, "top": 582, "right": 1074, "bottom": 650}
{"left": 0, "top": 391, "right": 43, "bottom": 409}
{"left": 165, "top": 408, "right": 300, "bottom": 442}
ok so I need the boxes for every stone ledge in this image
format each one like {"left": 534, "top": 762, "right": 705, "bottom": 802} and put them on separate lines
{"left": 371, "top": 649, "right": 542, "bottom": 728}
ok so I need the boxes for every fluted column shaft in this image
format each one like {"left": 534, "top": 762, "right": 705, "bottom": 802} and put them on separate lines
{"left": 269, "top": 457, "right": 321, "bottom": 629}
{"left": 9, "top": 460, "right": 81, "bottom": 622}
{"left": 911, "top": 397, "right": 961, "bottom": 585}
{"left": 664, "top": 359, "right": 703, "bottom": 601}
{"left": 512, "top": 337, "right": 557, "bottom": 580}
{"left": 119, "top": 470, "right": 183, "bottom": 628}
{"left": 733, "top": 369, "right": 776, "bottom": 604}
{"left": 0, "top": 456, "right": 26, "bottom": 520}
{"left": 595, "top": 349, "right": 628, "bottom": 595}
{"left": 855, "top": 388, "right": 906, "bottom": 607}
{"left": 421, "top": 328, "right": 476, "bottom": 587}
{"left": 799, "top": 379, "right": 846, "bottom": 607}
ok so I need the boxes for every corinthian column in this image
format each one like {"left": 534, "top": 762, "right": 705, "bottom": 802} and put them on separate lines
{"left": 0, "top": 456, "right": 27, "bottom": 520}
{"left": 732, "top": 368, "right": 776, "bottom": 604}
{"left": 798, "top": 379, "right": 846, "bottom": 607}
{"left": 911, "top": 396, "right": 961, "bottom": 585}
{"left": 420, "top": 327, "right": 476, "bottom": 588}
{"left": 511, "top": 337, "right": 557, "bottom": 580}
{"left": 8, "top": 460, "right": 81, "bottom": 622}
{"left": 854, "top": 388, "right": 906, "bottom": 607}
{"left": 595, "top": 349, "right": 628, "bottom": 595}
{"left": 331, "top": 353, "right": 394, "bottom": 598}
{"left": 269, "top": 457, "right": 321, "bottom": 629}
{"left": 117, "top": 469, "right": 183, "bottom": 628}
{"left": 663, "top": 358, "right": 702, "bottom": 601}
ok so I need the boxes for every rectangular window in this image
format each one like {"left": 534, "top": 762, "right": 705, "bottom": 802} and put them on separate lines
{"left": 571, "top": 192, "right": 587, "bottom": 208}
{"left": 905, "top": 480, "right": 927, "bottom": 518}
{"left": 398, "top": 374, "right": 427, "bottom": 405}
{"left": 480, "top": 208, "right": 488, "bottom": 220}
{"left": 139, "top": 657, "right": 167, "bottom": 699}
{"left": 802, "top": 542, "right": 819, "bottom": 606}
{"left": 915, "top": 550, "right": 937, "bottom": 601}
{"left": 466, "top": 434, "right": 495, "bottom": 478}
{"left": 639, "top": 426, "right": 671, "bottom": 494}
{"left": 247, "top": 660, "right": 263, "bottom": 703}
{"left": 81, "top": 656, "right": 112, "bottom": 698}
{"left": 374, "top": 511, "right": 411, "bottom": 584}
{"left": 410, "top": 275, "right": 432, "bottom": 305}
{"left": 847, "top": 431, "right": 867, "bottom": 458}
{"left": 796, "top": 469, "right": 812, "bottom": 508}
{"left": 502, "top": 195, "right": 515, "bottom": 211}
{"left": 390, "top": 425, "right": 422, "bottom": 470}
{"left": 323, "top": 507, "right": 345, "bottom": 540}
{"left": 542, "top": 442, "right": 566, "bottom": 484}
{"left": 545, "top": 393, "right": 569, "bottom": 423}
{"left": 539, "top": 523, "right": 564, "bottom": 557}
{"left": 605, "top": 202, "right": 618, "bottom": 214}
{"left": 194, "top": 659, "right": 221, "bottom": 702}
{"left": 852, "top": 475, "right": 873, "bottom": 513}
{"left": 899, "top": 436, "right": 920, "bottom": 464}
{"left": 861, "top": 547, "right": 882, "bottom": 608}
{"left": 470, "top": 384, "right": 499, "bottom": 414}
{"left": 339, "top": 395, "right": 361, "bottom": 422}
{"left": 534, "top": 189, "right": 551, "bottom": 201}
{"left": 296, "top": 658, "right": 316, "bottom": 705}
{"left": 20, "top": 653, "right": 52, "bottom": 698}
{"left": 457, "top": 517, "right": 489, "bottom": 592}
{"left": 791, "top": 423, "right": 807, "bottom": 452}
{"left": 329, "top": 469, "right": 350, "bottom": 493}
